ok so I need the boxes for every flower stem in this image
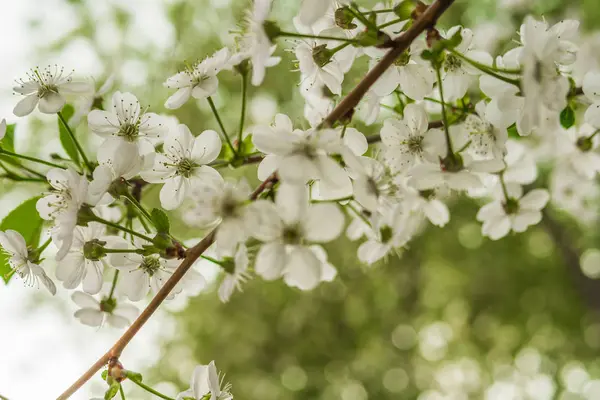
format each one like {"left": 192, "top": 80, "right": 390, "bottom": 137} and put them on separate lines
{"left": 448, "top": 49, "right": 521, "bottom": 87}
{"left": 238, "top": 71, "right": 248, "bottom": 151}
{"left": 201, "top": 255, "right": 223, "bottom": 265}
{"left": 103, "top": 248, "right": 142, "bottom": 254}
{"left": 278, "top": 31, "right": 360, "bottom": 44}
{"left": 0, "top": 149, "right": 65, "bottom": 169}
{"left": 361, "top": 8, "right": 395, "bottom": 14}
{"left": 109, "top": 270, "right": 120, "bottom": 299}
{"left": 378, "top": 18, "right": 403, "bottom": 29}
{"left": 434, "top": 66, "right": 454, "bottom": 155}
{"left": 119, "top": 385, "right": 126, "bottom": 400}
{"left": 346, "top": 5, "right": 379, "bottom": 31}
{"left": 37, "top": 237, "right": 52, "bottom": 254}
{"left": 127, "top": 378, "right": 174, "bottom": 400}
{"left": 312, "top": 195, "right": 354, "bottom": 203}
{"left": 57, "top": 111, "right": 94, "bottom": 173}
{"left": 329, "top": 42, "right": 351, "bottom": 55}
{"left": 123, "top": 193, "right": 153, "bottom": 224}
{"left": 207, "top": 97, "right": 236, "bottom": 155}
{"left": 92, "top": 216, "right": 153, "bottom": 242}
{"left": 499, "top": 173, "right": 510, "bottom": 201}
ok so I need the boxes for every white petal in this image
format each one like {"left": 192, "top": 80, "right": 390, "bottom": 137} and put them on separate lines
{"left": 303, "top": 204, "right": 345, "bottom": 243}
{"left": 255, "top": 242, "right": 286, "bottom": 280}
{"left": 192, "top": 130, "right": 222, "bottom": 164}
{"left": 192, "top": 365, "right": 211, "bottom": 399}
{"left": 423, "top": 200, "right": 450, "bottom": 227}
{"left": 0, "top": 230, "right": 27, "bottom": 257}
{"left": 165, "top": 87, "right": 192, "bottom": 109}
{"left": 71, "top": 291, "right": 99, "bottom": 308}
{"left": 38, "top": 92, "right": 66, "bottom": 114}
{"left": 519, "top": 189, "right": 550, "bottom": 211}
{"left": 276, "top": 183, "right": 309, "bottom": 225}
{"left": 283, "top": 246, "right": 322, "bottom": 291}
{"left": 74, "top": 309, "right": 104, "bottom": 327}
{"left": 87, "top": 110, "right": 120, "bottom": 136}
{"left": 512, "top": 211, "right": 542, "bottom": 232}
{"left": 13, "top": 94, "right": 39, "bottom": 117}
{"left": 160, "top": 176, "right": 188, "bottom": 210}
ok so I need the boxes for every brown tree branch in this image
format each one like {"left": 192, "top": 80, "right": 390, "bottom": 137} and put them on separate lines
{"left": 56, "top": 1, "right": 455, "bottom": 398}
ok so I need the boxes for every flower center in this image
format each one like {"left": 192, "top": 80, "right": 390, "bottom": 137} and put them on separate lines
{"left": 394, "top": 51, "right": 411, "bottom": 67}
{"left": 37, "top": 84, "right": 58, "bottom": 99}
{"left": 419, "top": 189, "right": 436, "bottom": 200}
{"left": 502, "top": 198, "right": 520, "bottom": 215}
{"left": 100, "top": 297, "right": 117, "bottom": 313}
{"left": 140, "top": 256, "right": 162, "bottom": 276}
{"left": 440, "top": 153, "right": 464, "bottom": 172}
{"left": 444, "top": 54, "right": 462, "bottom": 72}
{"left": 83, "top": 239, "right": 107, "bottom": 261}
{"left": 283, "top": 226, "right": 303, "bottom": 245}
{"left": 177, "top": 158, "right": 197, "bottom": 178}
{"left": 576, "top": 136, "right": 593, "bottom": 152}
{"left": 220, "top": 197, "right": 240, "bottom": 218}
{"left": 119, "top": 123, "right": 139, "bottom": 142}
{"left": 312, "top": 44, "right": 333, "bottom": 68}
{"left": 380, "top": 226, "right": 394, "bottom": 243}
{"left": 404, "top": 135, "right": 424, "bottom": 154}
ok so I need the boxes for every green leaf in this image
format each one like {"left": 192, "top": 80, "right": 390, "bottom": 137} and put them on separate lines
{"left": 151, "top": 208, "right": 170, "bottom": 234}
{"left": 58, "top": 104, "right": 80, "bottom": 164}
{"left": 0, "top": 123, "right": 16, "bottom": 152}
{"left": 507, "top": 123, "right": 520, "bottom": 139}
{"left": 560, "top": 105, "right": 575, "bottom": 129}
{"left": 0, "top": 197, "right": 43, "bottom": 283}
{"left": 0, "top": 123, "right": 22, "bottom": 168}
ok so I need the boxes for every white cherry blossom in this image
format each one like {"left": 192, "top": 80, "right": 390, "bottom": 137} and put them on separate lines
{"left": 583, "top": 70, "right": 600, "bottom": 128}
{"left": 218, "top": 244, "right": 251, "bottom": 303}
{"left": 164, "top": 48, "right": 230, "bottom": 109}
{"left": 111, "top": 244, "right": 205, "bottom": 302}
{"left": 141, "top": 125, "right": 222, "bottom": 210}
{"left": 552, "top": 124, "right": 600, "bottom": 179}
{"left": 251, "top": 183, "right": 344, "bottom": 291}
{"left": 186, "top": 176, "right": 260, "bottom": 253}
{"left": 476, "top": 183, "right": 550, "bottom": 240}
{"left": 13, "top": 65, "right": 91, "bottom": 117}
{"left": 71, "top": 291, "right": 138, "bottom": 328}
{"left": 36, "top": 168, "right": 89, "bottom": 261}
{"left": 252, "top": 113, "right": 346, "bottom": 186}
{"left": 87, "top": 91, "right": 167, "bottom": 150}
{"left": 357, "top": 205, "right": 419, "bottom": 265}
{"left": 176, "top": 361, "right": 233, "bottom": 400}
{"left": 55, "top": 223, "right": 107, "bottom": 295}
{"left": 88, "top": 139, "right": 147, "bottom": 205}
{"left": 380, "top": 104, "right": 442, "bottom": 172}
{"left": 0, "top": 230, "right": 56, "bottom": 295}
{"left": 370, "top": 42, "right": 435, "bottom": 100}
{"left": 243, "top": 0, "right": 275, "bottom": 86}
{"left": 441, "top": 27, "right": 492, "bottom": 100}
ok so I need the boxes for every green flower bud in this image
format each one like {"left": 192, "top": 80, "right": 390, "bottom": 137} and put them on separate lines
{"left": 440, "top": 153, "right": 464, "bottom": 172}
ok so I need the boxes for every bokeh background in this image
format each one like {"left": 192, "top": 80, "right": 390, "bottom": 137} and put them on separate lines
{"left": 3, "top": 0, "right": 600, "bottom": 399}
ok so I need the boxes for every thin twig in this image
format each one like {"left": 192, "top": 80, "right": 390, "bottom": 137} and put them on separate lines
{"left": 56, "top": 1, "right": 455, "bottom": 398}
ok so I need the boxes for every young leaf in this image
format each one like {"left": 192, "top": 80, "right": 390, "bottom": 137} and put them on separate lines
{"left": 560, "top": 105, "right": 575, "bottom": 129}
{"left": 58, "top": 104, "right": 80, "bottom": 164}
{"left": 0, "top": 197, "right": 43, "bottom": 283}
{"left": 151, "top": 208, "right": 170, "bottom": 234}
{"left": 0, "top": 123, "right": 21, "bottom": 167}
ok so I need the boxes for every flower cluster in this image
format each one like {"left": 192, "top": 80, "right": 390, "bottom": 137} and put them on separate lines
{"left": 2, "top": 0, "right": 600, "bottom": 398}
